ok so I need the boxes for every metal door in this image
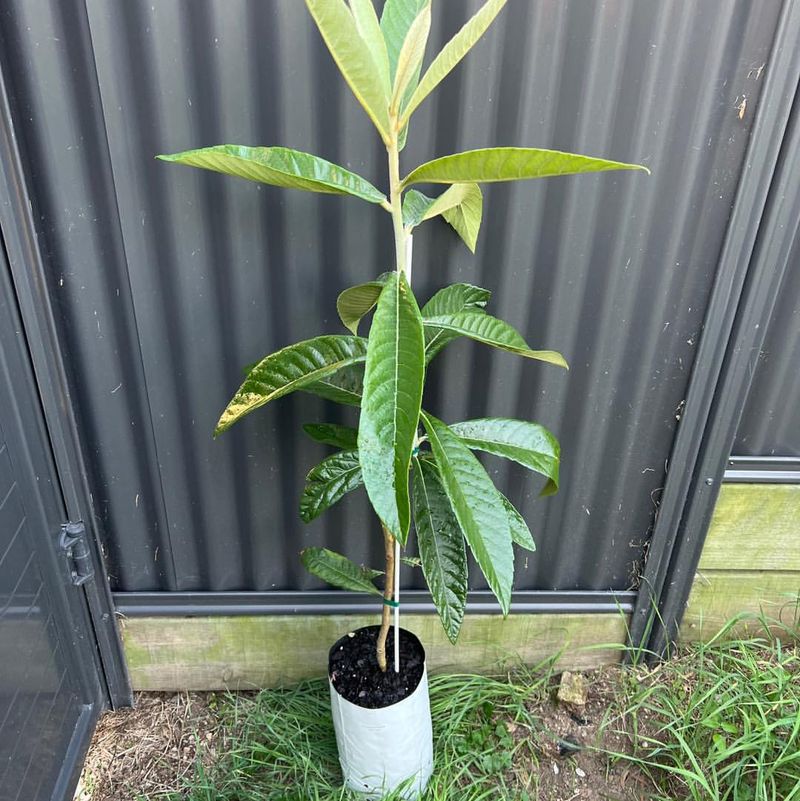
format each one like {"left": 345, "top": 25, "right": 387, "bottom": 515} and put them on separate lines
{"left": 0, "top": 250, "right": 103, "bottom": 801}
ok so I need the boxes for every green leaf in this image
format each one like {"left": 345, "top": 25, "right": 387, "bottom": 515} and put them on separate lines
{"left": 403, "top": 147, "right": 650, "bottom": 188}
{"left": 420, "top": 412, "right": 513, "bottom": 614}
{"left": 448, "top": 418, "right": 560, "bottom": 495}
{"left": 423, "top": 310, "right": 568, "bottom": 368}
{"left": 305, "top": 0, "right": 391, "bottom": 141}
{"left": 412, "top": 456, "right": 468, "bottom": 643}
{"left": 500, "top": 494, "right": 535, "bottom": 551}
{"left": 349, "top": 0, "right": 391, "bottom": 95}
{"left": 336, "top": 273, "right": 390, "bottom": 334}
{"left": 402, "top": 184, "right": 483, "bottom": 252}
{"left": 421, "top": 282, "right": 491, "bottom": 361}
{"left": 302, "top": 422, "right": 359, "bottom": 450}
{"left": 400, "top": 0, "right": 507, "bottom": 125}
{"left": 358, "top": 272, "right": 425, "bottom": 544}
{"left": 390, "top": 4, "right": 431, "bottom": 113}
{"left": 158, "top": 145, "right": 387, "bottom": 204}
{"left": 215, "top": 336, "right": 367, "bottom": 435}
{"left": 300, "top": 450, "right": 363, "bottom": 522}
{"left": 380, "top": 0, "right": 430, "bottom": 81}
{"left": 300, "top": 546, "right": 382, "bottom": 595}
{"left": 302, "top": 364, "right": 364, "bottom": 407}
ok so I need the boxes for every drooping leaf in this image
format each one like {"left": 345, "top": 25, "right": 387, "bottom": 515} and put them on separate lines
{"left": 158, "top": 145, "right": 387, "bottom": 204}
{"left": 403, "top": 147, "right": 650, "bottom": 187}
{"left": 358, "top": 272, "right": 425, "bottom": 544}
{"left": 300, "top": 546, "right": 382, "bottom": 595}
{"left": 336, "top": 273, "right": 389, "bottom": 334}
{"left": 448, "top": 417, "right": 559, "bottom": 494}
{"left": 421, "top": 283, "right": 491, "bottom": 362}
{"left": 402, "top": 184, "right": 483, "bottom": 252}
{"left": 500, "top": 493, "right": 536, "bottom": 551}
{"left": 302, "top": 422, "right": 359, "bottom": 450}
{"left": 305, "top": 0, "right": 391, "bottom": 141}
{"left": 423, "top": 310, "right": 568, "bottom": 368}
{"left": 380, "top": 0, "right": 430, "bottom": 81}
{"left": 215, "top": 336, "right": 367, "bottom": 435}
{"left": 390, "top": 4, "right": 431, "bottom": 113}
{"left": 400, "top": 0, "right": 507, "bottom": 125}
{"left": 299, "top": 450, "right": 363, "bottom": 522}
{"left": 420, "top": 412, "right": 513, "bottom": 614}
{"left": 349, "top": 0, "right": 391, "bottom": 95}
{"left": 412, "top": 456, "right": 468, "bottom": 643}
{"left": 302, "top": 363, "right": 364, "bottom": 407}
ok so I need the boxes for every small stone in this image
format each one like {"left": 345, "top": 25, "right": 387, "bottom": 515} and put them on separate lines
{"left": 557, "top": 671, "right": 587, "bottom": 711}
{"left": 552, "top": 763, "right": 559, "bottom": 775}
{"left": 576, "top": 767, "right": 586, "bottom": 778}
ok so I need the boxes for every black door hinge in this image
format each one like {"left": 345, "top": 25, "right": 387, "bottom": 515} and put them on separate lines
{"left": 59, "top": 521, "right": 94, "bottom": 586}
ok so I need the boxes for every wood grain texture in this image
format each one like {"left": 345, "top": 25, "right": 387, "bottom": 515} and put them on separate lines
{"left": 698, "top": 484, "right": 800, "bottom": 571}
{"left": 121, "top": 613, "right": 629, "bottom": 691}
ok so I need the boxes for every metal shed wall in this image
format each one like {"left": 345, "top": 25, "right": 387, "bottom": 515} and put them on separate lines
{"left": 0, "top": 0, "right": 784, "bottom": 599}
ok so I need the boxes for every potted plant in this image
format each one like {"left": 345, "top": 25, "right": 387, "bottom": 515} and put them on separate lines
{"left": 159, "top": 0, "right": 647, "bottom": 796}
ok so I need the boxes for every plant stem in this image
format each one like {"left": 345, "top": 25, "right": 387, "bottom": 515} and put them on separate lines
{"left": 377, "top": 524, "right": 395, "bottom": 672}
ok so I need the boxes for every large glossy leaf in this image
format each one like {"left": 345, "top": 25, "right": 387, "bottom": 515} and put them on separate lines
{"left": 420, "top": 412, "right": 513, "bottom": 614}
{"left": 305, "top": 0, "right": 391, "bottom": 141}
{"left": 423, "top": 310, "right": 568, "bottom": 368}
{"left": 303, "top": 363, "right": 364, "bottom": 407}
{"left": 300, "top": 450, "right": 363, "bottom": 522}
{"left": 336, "top": 273, "right": 389, "bottom": 334}
{"left": 402, "top": 184, "right": 482, "bottom": 251}
{"left": 390, "top": 4, "right": 431, "bottom": 113}
{"left": 400, "top": 0, "right": 507, "bottom": 124}
{"left": 215, "top": 336, "right": 367, "bottom": 435}
{"left": 412, "top": 456, "right": 468, "bottom": 643}
{"left": 358, "top": 272, "right": 425, "bottom": 544}
{"left": 300, "top": 546, "right": 382, "bottom": 595}
{"left": 349, "top": 0, "right": 390, "bottom": 95}
{"left": 403, "top": 147, "right": 650, "bottom": 187}
{"left": 448, "top": 418, "right": 560, "bottom": 494}
{"left": 302, "top": 422, "right": 359, "bottom": 450}
{"left": 158, "top": 145, "right": 387, "bottom": 204}
{"left": 421, "top": 283, "right": 490, "bottom": 362}
{"left": 380, "top": 0, "right": 430, "bottom": 81}
{"left": 501, "top": 494, "right": 536, "bottom": 551}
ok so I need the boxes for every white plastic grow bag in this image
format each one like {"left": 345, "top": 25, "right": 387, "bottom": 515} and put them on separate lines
{"left": 328, "top": 640, "right": 433, "bottom": 799}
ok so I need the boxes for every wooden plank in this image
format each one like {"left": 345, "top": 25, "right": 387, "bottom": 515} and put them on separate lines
{"left": 698, "top": 484, "right": 800, "bottom": 571}
{"left": 680, "top": 569, "right": 800, "bottom": 641}
{"left": 121, "top": 613, "right": 629, "bottom": 691}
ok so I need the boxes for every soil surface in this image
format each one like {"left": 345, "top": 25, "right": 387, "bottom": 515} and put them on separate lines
{"left": 329, "top": 625, "right": 425, "bottom": 708}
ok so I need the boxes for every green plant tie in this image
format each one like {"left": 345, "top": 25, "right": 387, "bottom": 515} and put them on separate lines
{"left": 382, "top": 598, "right": 400, "bottom": 608}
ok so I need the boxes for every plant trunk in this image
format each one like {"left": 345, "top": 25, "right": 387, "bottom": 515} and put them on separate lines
{"left": 376, "top": 524, "right": 396, "bottom": 672}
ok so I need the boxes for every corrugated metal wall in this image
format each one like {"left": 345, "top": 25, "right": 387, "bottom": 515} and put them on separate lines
{"left": 0, "top": 0, "right": 784, "bottom": 596}
{"left": 733, "top": 234, "right": 800, "bottom": 457}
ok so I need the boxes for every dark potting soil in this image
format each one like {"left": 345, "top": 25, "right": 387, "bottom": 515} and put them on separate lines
{"left": 328, "top": 626, "right": 425, "bottom": 709}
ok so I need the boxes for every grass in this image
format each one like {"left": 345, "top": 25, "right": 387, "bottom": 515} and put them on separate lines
{"left": 606, "top": 616, "right": 800, "bottom": 801}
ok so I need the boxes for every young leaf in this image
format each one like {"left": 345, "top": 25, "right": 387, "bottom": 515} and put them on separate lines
{"left": 380, "top": 0, "right": 430, "bottom": 81}
{"left": 402, "top": 184, "right": 483, "bottom": 252}
{"left": 500, "top": 494, "right": 536, "bottom": 551}
{"left": 336, "top": 274, "right": 389, "bottom": 334}
{"left": 349, "top": 0, "right": 391, "bottom": 95}
{"left": 413, "top": 456, "right": 468, "bottom": 643}
{"left": 215, "top": 336, "right": 367, "bottom": 435}
{"left": 448, "top": 417, "right": 560, "bottom": 494}
{"left": 300, "top": 450, "right": 363, "bottom": 522}
{"left": 302, "top": 422, "right": 359, "bottom": 450}
{"left": 358, "top": 272, "right": 425, "bottom": 545}
{"left": 302, "top": 364, "right": 364, "bottom": 407}
{"left": 420, "top": 412, "right": 513, "bottom": 615}
{"left": 300, "top": 546, "right": 382, "bottom": 595}
{"left": 423, "top": 310, "right": 568, "bottom": 368}
{"left": 421, "top": 282, "right": 491, "bottom": 361}
{"left": 305, "top": 0, "right": 392, "bottom": 141}
{"left": 390, "top": 4, "right": 431, "bottom": 113}
{"left": 158, "top": 145, "right": 387, "bottom": 204}
{"left": 400, "top": 0, "right": 507, "bottom": 125}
